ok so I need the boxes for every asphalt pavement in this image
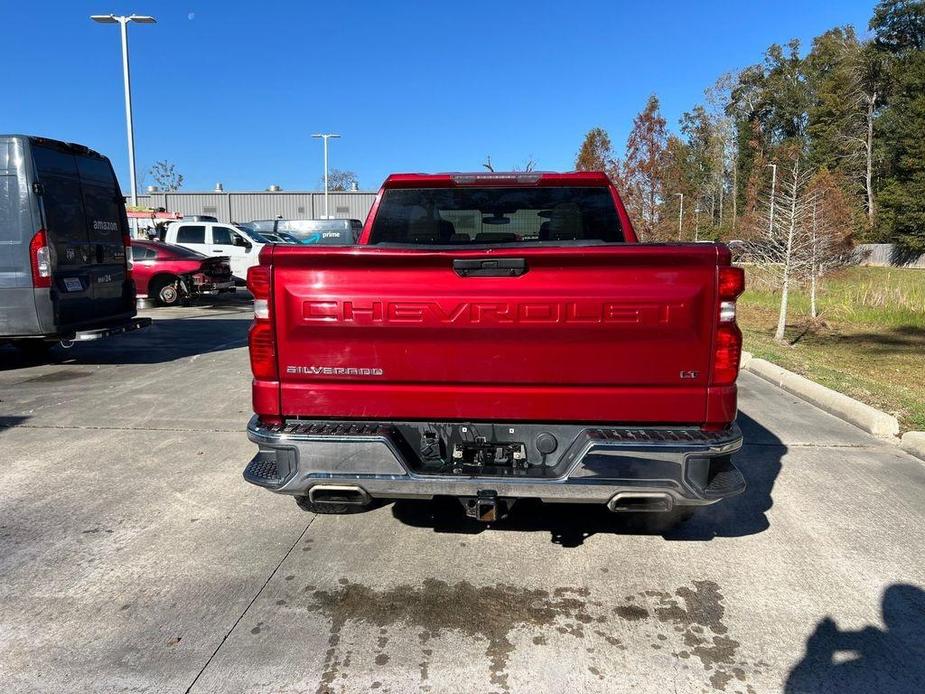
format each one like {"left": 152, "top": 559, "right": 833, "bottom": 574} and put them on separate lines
{"left": 1, "top": 295, "right": 923, "bottom": 694}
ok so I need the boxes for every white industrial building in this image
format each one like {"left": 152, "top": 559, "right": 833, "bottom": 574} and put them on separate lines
{"left": 132, "top": 189, "right": 377, "bottom": 224}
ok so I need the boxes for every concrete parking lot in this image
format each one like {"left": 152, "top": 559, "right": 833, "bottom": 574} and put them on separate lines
{"left": 1, "top": 295, "right": 923, "bottom": 694}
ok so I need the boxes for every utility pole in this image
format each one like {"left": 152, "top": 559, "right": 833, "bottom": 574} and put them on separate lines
{"left": 90, "top": 14, "right": 156, "bottom": 222}
{"left": 675, "top": 192, "right": 684, "bottom": 239}
{"left": 767, "top": 162, "right": 778, "bottom": 234}
{"left": 694, "top": 206, "right": 701, "bottom": 242}
{"left": 312, "top": 133, "right": 341, "bottom": 218}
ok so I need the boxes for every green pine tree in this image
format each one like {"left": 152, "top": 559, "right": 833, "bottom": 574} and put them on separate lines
{"left": 871, "top": 0, "right": 925, "bottom": 253}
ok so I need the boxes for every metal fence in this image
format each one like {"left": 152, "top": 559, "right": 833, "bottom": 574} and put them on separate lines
{"left": 854, "top": 244, "right": 925, "bottom": 269}
{"left": 131, "top": 191, "right": 378, "bottom": 224}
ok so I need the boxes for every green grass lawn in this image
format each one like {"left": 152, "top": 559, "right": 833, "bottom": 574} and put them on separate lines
{"left": 738, "top": 266, "right": 925, "bottom": 433}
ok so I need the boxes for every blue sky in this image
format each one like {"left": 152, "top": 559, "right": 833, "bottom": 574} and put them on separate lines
{"left": 3, "top": 1, "right": 876, "bottom": 193}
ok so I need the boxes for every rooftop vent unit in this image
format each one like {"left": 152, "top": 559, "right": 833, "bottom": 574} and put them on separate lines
{"left": 214, "top": 182, "right": 224, "bottom": 192}
{"left": 267, "top": 184, "right": 282, "bottom": 192}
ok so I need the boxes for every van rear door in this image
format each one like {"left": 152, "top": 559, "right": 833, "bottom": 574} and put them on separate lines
{"left": 75, "top": 153, "right": 133, "bottom": 319}
{"left": 31, "top": 141, "right": 134, "bottom": 330}
{"left": 30, "top": 144, "right": 95, "bottom": 328}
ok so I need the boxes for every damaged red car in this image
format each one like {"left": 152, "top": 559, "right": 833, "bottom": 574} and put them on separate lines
{"left": 131, "top": 240, "right": 234, "bottom": 306}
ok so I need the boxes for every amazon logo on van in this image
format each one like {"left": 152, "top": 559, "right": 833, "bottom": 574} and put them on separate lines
{"left": 93, "top": 220, "right": 119, "bottom": 232}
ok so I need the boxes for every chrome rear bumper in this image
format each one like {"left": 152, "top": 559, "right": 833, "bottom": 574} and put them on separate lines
{"left": 244, "top": 416, "right": 745, "bottom": 508}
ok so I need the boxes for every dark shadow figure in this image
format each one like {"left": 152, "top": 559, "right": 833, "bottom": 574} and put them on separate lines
{"left": 391, "top": 411, "right": 785, "bottom": 546}
{"left": 786, "top": 584, "right": 925, "bottom": 694}
{"left": 0, "top": 315, "right": 249, "bottom": 370}
{"left": 0, "top": 415, "right": 30, "bottom": 436}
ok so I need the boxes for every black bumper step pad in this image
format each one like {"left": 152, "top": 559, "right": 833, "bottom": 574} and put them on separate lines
{"left": 590, "top": 427, "right": 737, "bottom": 444}
{"left": 279, "top": 422, "right": 392, "bottom": 437}
{"left": 702, "top": 459, "right": 747, "bottom": 499}
{"left": 244, "top": 452, "right": 282, "bottom": 486}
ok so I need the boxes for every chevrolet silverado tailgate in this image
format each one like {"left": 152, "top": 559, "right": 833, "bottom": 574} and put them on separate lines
{"left": 270, "top": 244, "right": 720, "bottom": 423}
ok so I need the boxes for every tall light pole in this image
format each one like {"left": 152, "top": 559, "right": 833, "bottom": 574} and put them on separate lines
{"left": 312, "top": 133, "right": 341, "bottom": 218}
{"left": 767, "top": 162, "right": 778, "bottom": 234}
{"left": 675, "top": 192, "right": 684, "bottom": 239}
{"left": 90, "top": 14, "right": 156, "bottom": 219}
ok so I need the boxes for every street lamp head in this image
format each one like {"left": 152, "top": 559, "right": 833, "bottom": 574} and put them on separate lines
{"left": 91, "top": 14, "right": 156, "bottom": 24}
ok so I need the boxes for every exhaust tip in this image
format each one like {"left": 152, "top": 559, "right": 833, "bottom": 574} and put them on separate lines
{"left": 607, "top": 492, "right": 673, "bottom": 513}
{"left": 308, "top": 485, "right": 371, "bottom": 506}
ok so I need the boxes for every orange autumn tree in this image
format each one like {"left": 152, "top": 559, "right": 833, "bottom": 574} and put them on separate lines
{"left": 620, "top": 95, "right": 669, "bottom": 239}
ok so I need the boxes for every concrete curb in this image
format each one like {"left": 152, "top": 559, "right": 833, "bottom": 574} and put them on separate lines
{"left": 740, "top": 353, "right": 900, "bottom": 439}
{"left": 901, "top": 432, "right": 925, "bottom": 461}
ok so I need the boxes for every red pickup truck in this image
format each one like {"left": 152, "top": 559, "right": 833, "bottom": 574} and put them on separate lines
{"left": 243, "top": 171, "right": 745, "bottom": 522}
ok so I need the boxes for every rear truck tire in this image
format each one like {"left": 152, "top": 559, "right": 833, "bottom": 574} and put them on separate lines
{"left": 294, "top": 495, "right": 372, "bottom": 515}
{"left": 151, "top": 275, "right": 181, "bottom": 306}
{"left": 12, "top": 339, "right": 54, "bottom": 360}
{"left": 636, "top": 507, "right": 696, "bottom": 533}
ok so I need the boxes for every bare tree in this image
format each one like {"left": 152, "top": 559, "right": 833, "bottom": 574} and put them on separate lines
{"left": 706, "top": 74, "right": 738, "bottom": 231}
{"left": 752, "top": 158, "right": 816, "bottom": 342}
{"left": 480, "top": 155, "right": 537, "bottom": 173}
{"left": 148, "top": 161, "right": 183, "bottom": 191}
{"left": 515, "top": 155, "right": 537, "bottom": 172}
{"left": 323, "top": 169, "right": 359, "bottom": 191}
{"left": 804, "top": 172, "right": 854, "bottom": 317}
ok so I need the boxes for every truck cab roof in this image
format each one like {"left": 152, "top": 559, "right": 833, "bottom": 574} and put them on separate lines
{"left": 381, "top": 171, "right": 613, "bottom": 188}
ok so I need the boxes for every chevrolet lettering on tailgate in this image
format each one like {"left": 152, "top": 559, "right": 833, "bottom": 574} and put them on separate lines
{"left": 301, "top": 300, "right": 688, "bottom": 325}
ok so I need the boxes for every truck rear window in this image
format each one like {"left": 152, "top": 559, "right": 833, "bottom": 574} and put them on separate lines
{"left": 368, "top": 187, "right": 623, "bottom": 246}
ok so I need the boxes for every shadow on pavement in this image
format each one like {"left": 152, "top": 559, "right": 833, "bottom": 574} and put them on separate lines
{"left": 391, "top": 412, "right": 785, "bottom": 546}
{"left": 785, "top": 584, "right": 925, "bottom": 694}
{"left": 0, "top": 415, "right": 31, "bottom": 436}
{"left": 0, "top": 316, "right": 249, "bottom": 370}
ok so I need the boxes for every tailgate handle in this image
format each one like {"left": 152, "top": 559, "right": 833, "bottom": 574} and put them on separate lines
{"left": 453, "top": 258, "right": 527, "bottom": 277}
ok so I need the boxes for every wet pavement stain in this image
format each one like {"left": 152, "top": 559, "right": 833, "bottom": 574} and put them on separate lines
{"left": 644, "top": 581, "right": 747, "bottom": 691}
{"left": 306, "top": 578, "right": 596, "bottom": 693}
{"left": 304, "top": 578, "right": 753, "bottom": 692}
{"left": 614, "top": 604, "right": 650, "bottom": 621}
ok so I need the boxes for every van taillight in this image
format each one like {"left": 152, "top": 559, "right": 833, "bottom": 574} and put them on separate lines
{"left": 712, "top": 266, "right": 745, "bottom": 386}
{"left": 247, "top": 265, "right": 277, "bottom": 380}
{"left": 29, "top": 229, "right": 52, "bottom": 288}
{"left": 123, "top": 233, "right": 133, "bottom": 275}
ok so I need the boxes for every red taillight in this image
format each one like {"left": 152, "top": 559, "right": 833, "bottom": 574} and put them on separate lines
{"left": 712, "top": 265, "right": 745, "bottom": 386}
{"left": 249, "top": 321, "right": 278, "bottom": 380}
{"left": 247, "top": 265, "right": 271, "bottom": 300}
{"left": 247, "top": 264, "right": 277, "bottom": 380}
{"left": 718, "top": 266, "right": 745, "bottom": 301}
{"left": 712, "top": 323, "right": 742, "bottom": 386}
{"left": 29, "top": 229, "right": 52, "bottom": 288}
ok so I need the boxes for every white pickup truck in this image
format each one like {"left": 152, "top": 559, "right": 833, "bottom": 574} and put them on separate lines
{"left": 161, "top": 221, "right": 265, "bottom": 280}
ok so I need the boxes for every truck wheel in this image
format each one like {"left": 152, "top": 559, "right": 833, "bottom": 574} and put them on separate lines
{"left": 13, "top": 339, "right": 54, "bottom": 360}
{"left": 294, "top": 496, "right": 369, "bottom": 515}
{"left": 151, "top": 276, "right": 181, "bottom": 306}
